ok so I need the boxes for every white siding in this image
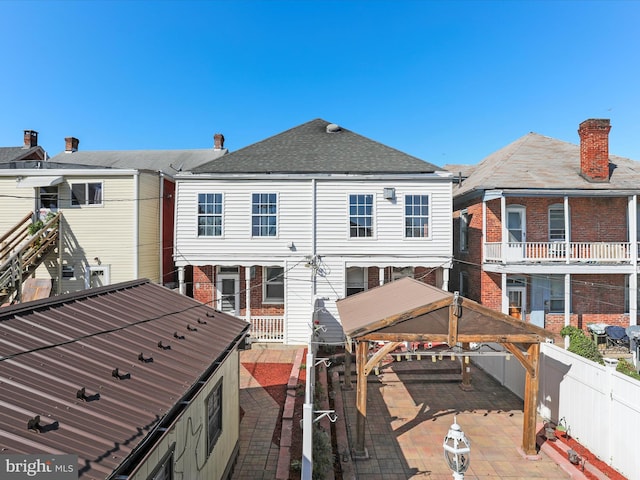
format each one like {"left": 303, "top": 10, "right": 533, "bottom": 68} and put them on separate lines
{"left": 176, "top": 175, "right": 453, "bottom": 344}
{"left": 0, "top": 178, "right": 36, "bottom": 232}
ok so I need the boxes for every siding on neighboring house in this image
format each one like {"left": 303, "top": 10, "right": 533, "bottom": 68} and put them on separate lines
{"left": 138, "top": 172, "right": 161, "bottom": 283}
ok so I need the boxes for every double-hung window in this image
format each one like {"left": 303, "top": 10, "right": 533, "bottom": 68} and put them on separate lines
{"left": 549, "top": 205, "right": 565, "bottom": 242}
{"left": 459, "top": 210, "right": 469, "bottom": 251}
{"left": 264, "top": 266, "right": 284, "bottom": 303}
{"left": 548, "top": 276, "right": 565, "bottom": 313}
{"left": 207, "top": 379, "right": 223, "bottom": 454}
{"left": 405, "top": 195, "right": 429, "bottom": 238}
{"left": 71, "top": 182, "right": 102, "bottom": 206}
{"left": 252, "top": 193, "right": 277, "bottom": 237}
{"left": 349, "top": 194, "right": 373, "bottom": 238}
{"left": 346, "top": 267, "right": 367, "bottom": 296}
{"left": 198, "top": 193, "right": 223, "bottom": 236}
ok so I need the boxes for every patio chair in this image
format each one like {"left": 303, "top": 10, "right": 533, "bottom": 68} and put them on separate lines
{"left": 604, "top": 325, "right": 630, "bottom": 349}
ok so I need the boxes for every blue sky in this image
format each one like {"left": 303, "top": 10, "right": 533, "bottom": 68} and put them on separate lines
{"left": 1, "top": 0, "right": 639, "bottom": 166}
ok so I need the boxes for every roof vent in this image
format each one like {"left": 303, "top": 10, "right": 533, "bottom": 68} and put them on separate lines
{"left": 326, "top": 123, "right": 341, "bottom": 133}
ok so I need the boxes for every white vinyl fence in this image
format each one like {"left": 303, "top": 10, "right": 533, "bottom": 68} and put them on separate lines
{"left": 474, "top": 343, "right": 640, "bottom": 480}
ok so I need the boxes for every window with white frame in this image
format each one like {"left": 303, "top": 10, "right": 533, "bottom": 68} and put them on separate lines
{"left": 346, "top": 267, "right": 367, "bottom": 296}
{"left": 349, "top": 194, "right": 373, "bottom": 238}
{"left": 71, "top": 182, "right": 102, "bottom": 206}
{"left": 252, "top": 193, "right": 277, "bottom": 237}
{"left": 62, "top": 265, "right": 75, "bottom": 279}
{"left": 264, "top": 266, "right": 284, "bottom": 303}
{"left": 148, "top": 445, "right": 175, "bottom": 480}
{"left": 207, "top": 379, "right": 223, "bottom": 454}
{"left": 549, "top": 204, "right": 565, "bottom": 242}
{"left": 548, "top": 276, "right": 565, "bottom": 313}
{"left": 459, "top": 210, "right": 469, "bottom": 251}
{"left": 405, "top": 195, "right": 429, "bottom": 238}
{"left": 198, "top": 193, "right": 223, "bottom": 236}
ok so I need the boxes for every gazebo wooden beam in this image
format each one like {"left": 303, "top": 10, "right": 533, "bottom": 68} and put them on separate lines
{"left": 354, "top": 340, "right": 369, "bottom": 456}
{"left": 364, "top": 341, "right": 402, "bottom": 376}
{"left": 504, "top": 343, "right": 535, "bottom": 377}
{"left": 359, "top": 333, "right": 542, "bottom": 343}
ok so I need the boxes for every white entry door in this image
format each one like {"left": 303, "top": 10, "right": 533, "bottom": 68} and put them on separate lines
{"left": 506, "top": 206, "right": 526, "bottom": 261}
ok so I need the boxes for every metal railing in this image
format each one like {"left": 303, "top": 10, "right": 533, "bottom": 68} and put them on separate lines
{"left": 484, "top": 241, "right": 632, "bottom": 264}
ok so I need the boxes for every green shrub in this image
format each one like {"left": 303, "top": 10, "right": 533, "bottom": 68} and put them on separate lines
{"left": 616, "top": 358, "right": 640, "bottom": 380}
{"left": 28, "top": 220, "right": 44, "bottom": 236}
{"left": 560, "top": 326, "right": 604, "bottom": 365}
{"left": 312, "top": 426, "right": 333, "bottom": 480}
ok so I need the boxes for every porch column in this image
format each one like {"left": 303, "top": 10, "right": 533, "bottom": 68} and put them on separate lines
{"left": 522, "top": 343, "right": 540, "bottom": 455}
{"left": 441, "top": 266, "right": 450, "bottom": 291}
{"left": 501, "top": 195, "right": 507, "bottom": 264}
{"left": 630, "top": 195, "right": 638, "bottom": 326}
{"left": 354, "top": 340, "right": 369, "bottom": 457}
{"left": 178, "top": 266, "right": 185, "bottom": 295}
{"left": 501, "top": 273, "right": 508, "bottom": 314}
{"left": 564, "top": 196, "right": 570, "bottom": 264}
{"left": 378, "top": 267, "right": 385, "bottom": 286}
{"left": 245, "top": 266, "right": 251, "bottom": 320}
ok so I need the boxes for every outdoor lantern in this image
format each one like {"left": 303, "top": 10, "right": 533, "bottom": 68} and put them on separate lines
{"left": 443, "top": 417, "right": 471, "bottom": 479}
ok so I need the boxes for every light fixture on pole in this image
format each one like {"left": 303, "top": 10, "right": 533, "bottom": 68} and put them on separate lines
{"left": 443, "top": 416, "right": 470, "bottom": 479}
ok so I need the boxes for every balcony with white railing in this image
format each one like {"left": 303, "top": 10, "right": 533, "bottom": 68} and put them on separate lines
{"left": 484, "top": 241, "right": 632, "bottom": 264}
{"left": 243, "top": 315, "right": 285, "bottom": 343}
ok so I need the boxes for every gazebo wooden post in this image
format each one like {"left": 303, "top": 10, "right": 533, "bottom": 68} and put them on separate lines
{"left": 522, "top": 342, "right": 540, "bottom": 455}
{"left": 354, "top": 340, "right": 369, "bottom": 457}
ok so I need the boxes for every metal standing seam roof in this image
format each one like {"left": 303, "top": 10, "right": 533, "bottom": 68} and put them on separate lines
{"left": 0, "top": 279, "right": 249, "bottom": 479}
{"left": 444, "top": 132, "right": 640, "bottom": 197}
{"left": 192, "top": 118, "right": 445, "bottom": 174}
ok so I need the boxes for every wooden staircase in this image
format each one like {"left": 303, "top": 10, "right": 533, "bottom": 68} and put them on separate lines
{"left": 0, "top": 212, "right": 61, "bottom": 305}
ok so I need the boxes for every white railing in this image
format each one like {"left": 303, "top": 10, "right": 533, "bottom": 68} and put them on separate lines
{"left": 484, "top": 241, "right": 631, "bottom": 264}
{"left": 244, "top": 316, "right": 284, "bottom": 343}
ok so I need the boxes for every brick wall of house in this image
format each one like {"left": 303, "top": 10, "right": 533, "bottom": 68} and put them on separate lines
{"left": 193, "top": 265, "right": 214, "bottom": 307}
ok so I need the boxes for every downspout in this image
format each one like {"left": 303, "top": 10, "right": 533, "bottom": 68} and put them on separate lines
{"left": 134, "top": 172, "right": 140, "bottom": 280}
{"left": 630, "top": 195, "right": 638, "bottom": 326}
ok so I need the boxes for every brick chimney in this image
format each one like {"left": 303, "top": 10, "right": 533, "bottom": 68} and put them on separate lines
{"left": 578, "top": 118, "right": 611, "bottom": 182}
{"left": 214, "top": 133, "right": 225, "bottom": 150}
{"left": 23, "top": 130, "right": 38, "bottom": 148}
{"left": 65, "top": 137, "right": 79, "bottom": 153}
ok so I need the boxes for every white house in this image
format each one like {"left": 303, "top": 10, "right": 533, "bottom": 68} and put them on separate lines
{"left": 174, "top": 119, "right": 454, "bottom": 344}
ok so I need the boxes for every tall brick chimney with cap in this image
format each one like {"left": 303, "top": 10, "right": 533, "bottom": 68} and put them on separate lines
{"left": 23, "top": 130, "right": 38, "bottom": 148}
{"left": 214, "top": 133, "right": 225, "bottom": 150}
{"left": 578, "top": 118, "right": 611, "bottom": 182}
{"left": 65, "top": 137, "right": 79, "bottom": 153}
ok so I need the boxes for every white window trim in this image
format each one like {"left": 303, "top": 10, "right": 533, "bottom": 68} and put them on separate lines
{"left": 403, "top": 193, "right": 431, "bottom": 240}
{"left": 459, "top": 209, "right": 469, "bottom": 252}
{"left": 70, "top": 181, "right": 103, "bottom": 207}
{"left": 347, "top": 193, "right": 376, "bottom": 239}
{"left": 197, "top": 192, "right": 224, "bottom": 238}
{"left": 251, "top": 192, "right": 279, "bottom": 238}
{"left": 263, "top": 266, "right": 285, "bottom": 304}
{"left": 346, "top": 266, "right": 368, "bottom": 296}
{"left": 548, "top": 203, "right": 567, "bottom": 242}
{"left": 207, "top": 378, "right": 223, "bottom": 455}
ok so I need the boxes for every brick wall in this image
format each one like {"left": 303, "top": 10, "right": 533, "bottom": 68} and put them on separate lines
{"left": 193, "top": 265, "right": 214, "bottom": 307}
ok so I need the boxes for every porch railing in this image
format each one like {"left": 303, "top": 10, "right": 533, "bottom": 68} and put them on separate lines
{"left": 243, "top": 316, "right": 284, "bottom": 343}
{"left": 484, "top": 241, "right": 632, "bottom": 264}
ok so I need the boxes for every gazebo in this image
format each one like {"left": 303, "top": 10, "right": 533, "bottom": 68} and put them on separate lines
{"left": 336, "top": 277, "right": 559, "bottom": 457}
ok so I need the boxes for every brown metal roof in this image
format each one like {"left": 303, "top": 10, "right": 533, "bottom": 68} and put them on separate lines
{"left": 0, "top": 279, "right": 249, "bottom": 479}
{"left": 337, "top": 277, "right": 555, "bottom": 343}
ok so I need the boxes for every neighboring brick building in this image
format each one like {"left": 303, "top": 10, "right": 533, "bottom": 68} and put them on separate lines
{"left": 446, "top": 119, "right": 640, "bottom": 334}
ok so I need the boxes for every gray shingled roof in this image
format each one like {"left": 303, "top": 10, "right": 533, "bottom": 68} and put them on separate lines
{"left": 448, "top": 132, "right": 640, "bottom": 197}
{"left": 48, "top": 148, "right": 227, "bottom": 173}
{"left": 193, "top": 118, "right": 442, "bottom": 174}
{"left": 0, "top": 146, "right": 45, "bottom": 164}
{"left": 0, "top": 279, "right": 249, "bottom": 479}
